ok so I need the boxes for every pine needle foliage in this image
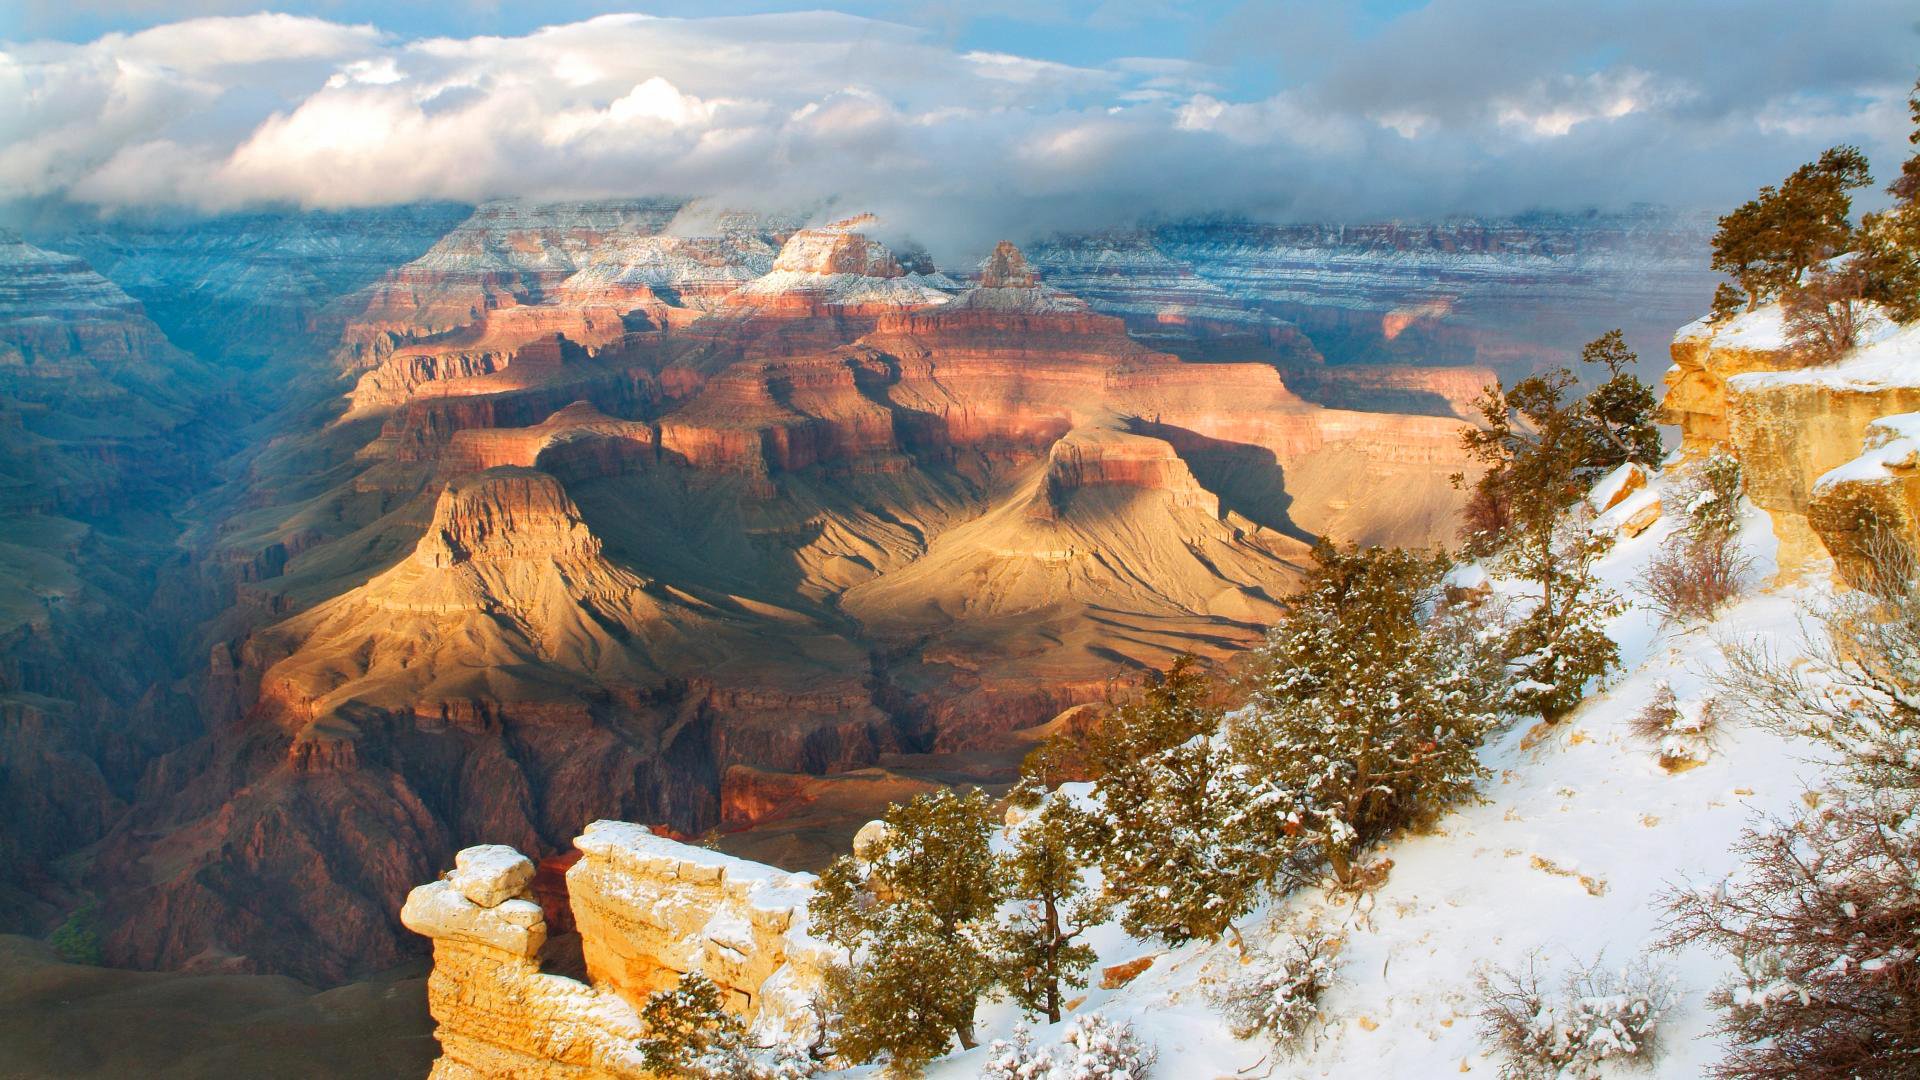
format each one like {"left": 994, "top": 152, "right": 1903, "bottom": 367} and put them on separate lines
{"left": 809, "top": 788, "right": 1001, "bottom": 1075}
{"left": 1231, "top": 542, "right": 1507, "bottom": 886}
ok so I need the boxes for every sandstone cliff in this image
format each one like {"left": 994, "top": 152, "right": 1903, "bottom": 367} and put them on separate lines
{"left": 402, "top": 828, "right": 829, "bottom": 1078}
{"left": 1663, "top": 307, "right": 1920, "bottom": 579}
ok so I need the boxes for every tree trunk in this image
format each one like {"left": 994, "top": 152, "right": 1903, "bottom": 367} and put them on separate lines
{"left": 1044, "top": 892, "right": 1062, "bottom": 1024}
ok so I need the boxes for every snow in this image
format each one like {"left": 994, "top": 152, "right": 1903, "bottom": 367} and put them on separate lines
{"left": 735, "top": 269, "right": 957, "bottom": 308}
{"left": 880, "top": 470, "right": 1835, "bottom": 1078}
{"left": 1586, "top": 462, "right": 1645, "bottom": 512}
{"left": 1815, "top": 411, "right": 1920, "bottom": 490}
{"left": 1729, "top": 316, "right": 1920, "bottom": 392}
{"left": 1674, "top": 304, "right": 1789, "bottom": 351}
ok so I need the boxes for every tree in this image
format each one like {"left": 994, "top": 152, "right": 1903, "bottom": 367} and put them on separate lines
{"left": 994, "top": 790, "right": 1110, "bottom": 1024}
{"left": 1576, "top": 331, "right": 1663, "bottom": 469}
{"left": 1084, "top": 658, "right": 1269, "bottom": 945}
{"left": 1082, "top": 655, "right": 1218, "bottom": 781}
{"left": 819, "top": 904, "right": 996, "bottom": 1078}
{"left": 809, "top": 788, "right": 1002, "bottom": 1074}
{"left": 1457, "top": 344, "right": 1649, "bottom": 719}
{"left": 1500, "top": 513, "right": 1623, "bottom": 721}
{"left": 1094, "top": 719, "right": 1269, "bottom": 946}
{"left": 1862, "top": 77, "right": 1920, "bottom": 323}
{"left": 1228, "top": 542, "right": 1506, "bottom": 887}
{"left": 1712, "top": 146, "right": 1873, "bottom": 310}
{"left": 636, "top": 972, "right": 758, "bottom": 1079}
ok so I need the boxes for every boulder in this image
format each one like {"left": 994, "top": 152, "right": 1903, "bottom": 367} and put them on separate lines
{"left": 449, "top": 845, "right": 537, "bottom": 909}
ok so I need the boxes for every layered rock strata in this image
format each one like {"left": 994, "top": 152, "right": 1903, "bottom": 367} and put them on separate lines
{"left": 1664, "top": 310, "right": 1920, "bottom": 577}
{"left": 403, "top": 829, "right": 828, "bottom": 1078}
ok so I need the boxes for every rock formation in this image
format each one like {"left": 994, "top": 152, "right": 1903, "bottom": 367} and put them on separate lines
{"left": 1663, "top": 309, "right": 1920, "bottom": 578}
{"left": 403, "top": 827, "right": 829, "bottom": 1078}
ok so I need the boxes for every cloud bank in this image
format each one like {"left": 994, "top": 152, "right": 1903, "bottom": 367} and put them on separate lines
{"left": 4, "top": 3, "right": 1918, "bottom": 255}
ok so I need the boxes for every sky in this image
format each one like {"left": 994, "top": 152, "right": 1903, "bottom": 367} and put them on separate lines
{"left": 4, "top": 1, "right": 1918, "bottom": 254}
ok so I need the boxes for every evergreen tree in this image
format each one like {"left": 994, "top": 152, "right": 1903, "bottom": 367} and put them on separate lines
{"left": 1083, "top": 655, "right": 1217, "bottom": 780}
{"left": 993, "top": 790, "right": 1110, "bottom": 1024}
{"left": 809, "top": 788, "right": 1001, "bottom": 1074}
{"left": 819, "top": 904, "right": 995, "bottom": 1078}
{"left": 1085, "top": 657, "right": 1269, "bottom": 945}
{"left": 1229, "top": 542, "right": 1506, "bottom": 887}
{"left": 1862, "top": 77, "right": 1920, "bottom": 324}
{"left": 1458, "top": 342, "right": 1649, "bottom": 720}
{"left": 636, "top": 972, "right": 759, "bottom": 1079}
{"left": 1577, "top": 331, "right": 1664, "bottom": 468}
{"left": 1712, "top": 146, "right": 1872, "bottom": 310}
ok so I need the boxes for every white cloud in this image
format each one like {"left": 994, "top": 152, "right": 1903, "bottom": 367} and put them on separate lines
{"left": 1, "top": 3, "right": 1916, "bottom": 251}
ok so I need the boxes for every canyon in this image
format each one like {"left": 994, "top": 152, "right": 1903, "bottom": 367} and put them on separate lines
{"left": 0, "top": 201, "right": 1720, "bottom": 1008}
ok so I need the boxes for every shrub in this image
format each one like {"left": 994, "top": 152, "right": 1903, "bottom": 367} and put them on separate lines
{"left": 1056, "top": 1014, "right": 1156, "bottom": 1080}
{"left": 1678, "top": 451, "right": 1745, "bottom": 543}
{"left": 1627, "top": 683, "right": 1719, "bottom": 769}
{"left": 1474, "top": 954, "right": 1677, "bottom": 1080}
{"left": 1662, "top": 790, "right": 1920, "bottom": 1080}
{"left": 1713, "top": 537, "right": 1920, "bottom": 793}
{"left": 1635, "top": 531, "right": 1752, "bottom": 625}
{"left": 1784, "top": 262, "right": 1869, "bottom": 363}
{"left": 49, "top": 897, "right": 102, "bottom": 966}
{"left": 1669, "top": 534, "right": 1920, "bottom": 1077}
{"left": 980, "top": 1026, "right": 1050, "bottom": 1080}
{"left": 1217, "top": 923, "right": 1342, "bottom": 1048}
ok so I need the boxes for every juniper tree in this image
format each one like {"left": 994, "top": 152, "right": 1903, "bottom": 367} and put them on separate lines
{"left": 1862, "top": 77, "right": 1920, "bottom": 323}
{"left": 809, "top": 787, "right": 1001, "bottom": 1074}
{"left": 1083, "top": 654, "right": 1217, "bottom": 780}
{"left": 1458, "top": 339, "right": 1653, "bottom": 719}
{"left": 1085, "top": 656, "right": 1268, "bottom": 945}
{"left": 993, "top": 789, "right": 1110, "bottom": 1024}
{"left": 1229, "top": 542, "right": 1507, "bottom": 887}
{"left": 819, "top": 904, "right": 995, "bottom": 1078}
{"left": 1712, "top": 146, "right": 1873, "bottom": 310}
{"left": 635, "top": 972, "right": 759, "bottom": 1079}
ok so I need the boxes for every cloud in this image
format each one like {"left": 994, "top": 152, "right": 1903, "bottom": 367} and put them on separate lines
{"left": 3, "top": 3, "right": 1918, "bottom": 259}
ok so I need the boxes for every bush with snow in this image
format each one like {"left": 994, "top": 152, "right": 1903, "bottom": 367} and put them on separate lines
{"left": 1628, "top": 683, "right": 1720, "bottom": 769}
{"left": 979, "top": 1025, "right": 1050, "bottom": 1080}
{"left": 1055, "top": 1014, "right": 1156, "bottom": 1080}
{"left": 1217, "top": 922, "right": 1342, "bottom": 1048}
{"left": 1635, "top": 525, "right": 1752, "bottom": 626}
{"left": 1663, "top": 790, "right": 1920, "bottom": 1080}
{"left": 1676, "top": 451, "right": 1745, "bottom": 543}
{"left": 977, "top": 1016, "right": 1156, "bottom": 1080}
{"left": 1474, "top": 954, "right": 1677, "bottom": 1080}
{"left": 1665, "top": 540, "right": 1920, "bottom": 1078}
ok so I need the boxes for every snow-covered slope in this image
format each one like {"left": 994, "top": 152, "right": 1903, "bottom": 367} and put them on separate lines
{"left": 904, "top": 470, "right": 1822, "bottom": 1078}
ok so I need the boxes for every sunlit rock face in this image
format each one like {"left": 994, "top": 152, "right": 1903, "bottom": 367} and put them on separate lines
{"left": 403, "top": 830, "right": 830, "bottom": 1079}
{"left": 1663, "top": 307, "right": 1920, "bottom": 581}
